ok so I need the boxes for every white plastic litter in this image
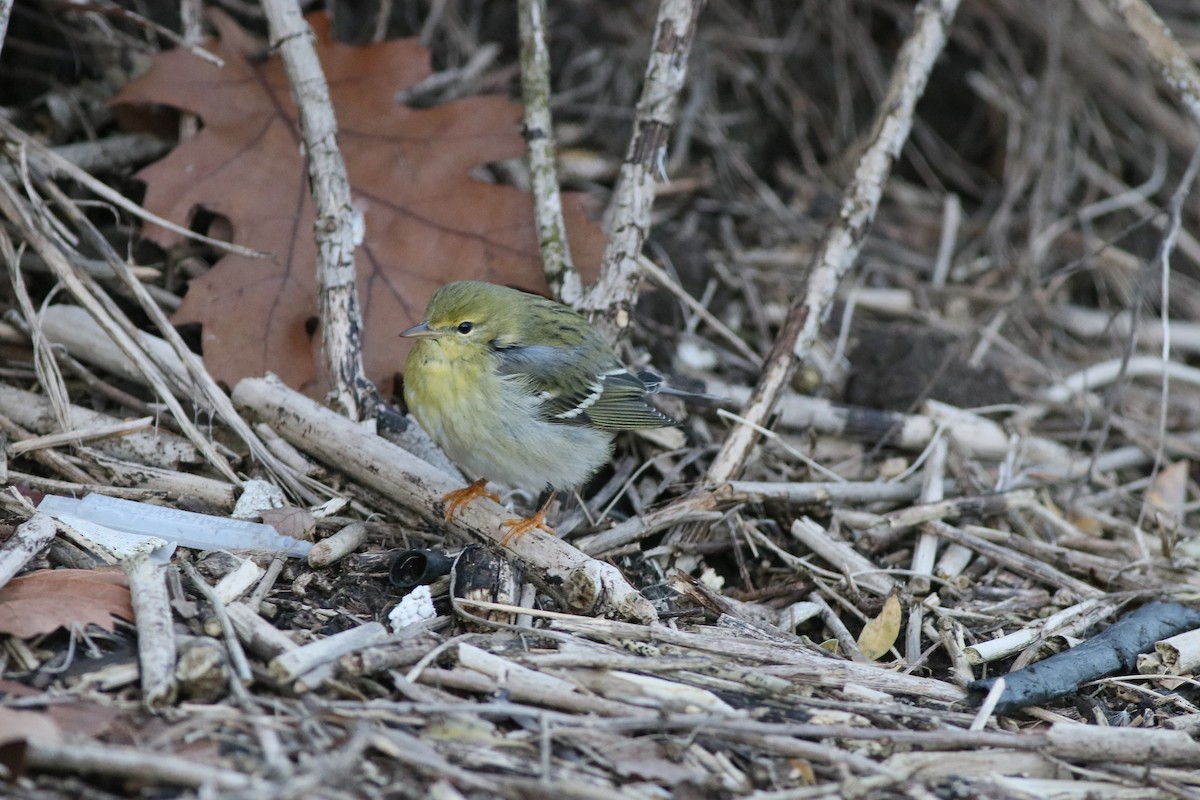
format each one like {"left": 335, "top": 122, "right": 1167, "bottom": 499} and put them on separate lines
{"left": 676, "top": 339, "right": 719, "bottom": 371}
{"left": 311, "top": 496, "right": 350, "bottom": 518}
{"left": 51, "top": 512, "right": 175, "bottom": 564}
{"left": 38, "top": 493, "right": 312, "bottom": 558}
{"left": 389, "top": 584, "right": 435, "bottom": 633}
{"left": 232, "top": 479, "right": 286, "bottom": 520}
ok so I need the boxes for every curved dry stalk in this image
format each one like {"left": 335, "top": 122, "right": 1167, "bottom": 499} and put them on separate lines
{"left": 37, "top": 178, "right": 322, "bottom": 503}
{"left": 0, "top": 116, "right": 263, "bottom": 258}
{"left": 706, "top": 0, "right": 963, "bottom": 485}
{"left": 0, "top": 176, "right": 241, "bottom": 485}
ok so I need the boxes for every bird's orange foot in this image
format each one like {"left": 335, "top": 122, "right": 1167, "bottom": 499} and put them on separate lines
{"left": 498, "top": 489, "right": 559, "bottom": 546}
{"left": 498, "top": 511, "right": 556, "bottom": 546}
{"left": 442, "top": 478, "right": 499, "bottom": 521}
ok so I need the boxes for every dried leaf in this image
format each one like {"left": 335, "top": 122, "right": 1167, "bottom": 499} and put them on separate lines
{"left": 0, "top": 684, "right": 118, "bottom": 743}
{"left": 1146, "top": 460, "right": 1189, "bottom": 529}
{"left": 857, "top": 594, "right": 901, "bottom": 661}
{"left": 0, "top": 707, "right": 61, "bottom": 748}
{"left": 788, "top": 759, "right": 816, "bottom": 785}
{"left": 0, "top": 569, "right": 134, "bottom": 638}
{"left": 113, "top": 11, "right": 604, "bottom": 395}
{"left": 1067, "top": 512, "right": 1105, "bottom": 537}
{"left": 608, "top": 739, "right": 701, "bottom": 785}
{"left": 259, "top": 507, "right": 316, "bottom": 542}
{"left": 47, "top": 703, "right": 122, "bottom": 740}
{"left": 0, "top": 706, "right": 61, "bottom": 779}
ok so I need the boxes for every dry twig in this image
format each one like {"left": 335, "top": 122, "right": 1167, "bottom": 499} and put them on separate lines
{"left": 260, "top": 0, "right": 373, "bottom": 421}
{"left": 706, "top": 0, "right": 963, "bottom": 485}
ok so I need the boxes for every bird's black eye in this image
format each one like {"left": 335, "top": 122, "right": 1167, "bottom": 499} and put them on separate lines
{"left": 457, "top": 321, "right": 474, "bottom": 334}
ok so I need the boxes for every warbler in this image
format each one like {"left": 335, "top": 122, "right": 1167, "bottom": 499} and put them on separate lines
{"left": 402, "top": 280, "right": 677, "bottom": 544}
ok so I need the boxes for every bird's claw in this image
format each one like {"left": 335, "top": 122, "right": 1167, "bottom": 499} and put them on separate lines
{"left": 499, "top": 511, "right": 556, "bottom": 546}
{"left": 442, "top": 479, "right": 499, "bottom": 520}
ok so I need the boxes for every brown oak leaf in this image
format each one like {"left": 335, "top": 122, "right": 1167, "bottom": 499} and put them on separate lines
{"left": 0, "top": 569, "right": 134, "bottom": 638}
{"left": 113, "top": 11, "right": 604, "bottom": 394}
{"left": 0, "top": 706, "right": 62, "bottom": 779}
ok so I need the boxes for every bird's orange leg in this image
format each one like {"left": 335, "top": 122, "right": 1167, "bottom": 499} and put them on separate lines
{"left": 442, "top": 478, "right": 500, "bottom": 521}
{"left": 499, "top": 490, "right": 557, "bottom": 546}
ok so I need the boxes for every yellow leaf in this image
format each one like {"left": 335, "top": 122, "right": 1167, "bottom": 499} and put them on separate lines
{"left": 788, "top": 759, "right": 816, "bottom": 785}
{"left": 1146, "top": 460, "right": 1189, "bottom": 528}
{"left": 857, "top": 594, "right": 901, "bottom": 661}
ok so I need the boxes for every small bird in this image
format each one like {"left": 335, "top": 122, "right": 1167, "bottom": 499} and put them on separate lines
{"left": 402, "top": 280, "right": 678, "bottom": 545}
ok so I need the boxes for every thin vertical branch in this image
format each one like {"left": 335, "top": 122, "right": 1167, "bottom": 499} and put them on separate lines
{"left": 705, "top": 0, "right": 962, "bottom": 486}
{"left": 1105, "top": 0, "right": 1200, "bottom": 125}
{"left": 518, "top": 0, "right": 580, "bottom": 303}
{"left": 577, "top": 0, "right": 705, "bottom": 334}
{"left": 178, "top": 0, "right": 203, "bottom": 140}
{"left": 1146, "top": 146, "right": 1200, "bottom": 509}
{"left": 0, "top": 0, "right": 12, "bottom": 64}
{"left": 260, "top": 0, "right": 373, "bottom": 421}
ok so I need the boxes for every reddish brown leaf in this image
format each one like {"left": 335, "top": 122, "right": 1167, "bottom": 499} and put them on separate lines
{"left": 0, "top": 678, "right": 37, "bottom": 697}
{"left": 0, "top": 569, "right": 134, "bottom": 638}
{"left": 113, "top": 11, "right": 604, "bottom": 394}
{"left": 46, "top": 702, "right": 122, "bottom": 741}
{"left": 0, "top": 680, "right": 119, "bottom": 740}
{"left": 0, "top": 707, "right": 61, "bottom": 779}
{"left": 0, "top": 708, "right": 60, "bottom": 748}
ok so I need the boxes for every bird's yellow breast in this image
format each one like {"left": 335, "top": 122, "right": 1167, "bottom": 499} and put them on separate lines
{"left": 404, "top": 338, "right": 493, "bottom": 431}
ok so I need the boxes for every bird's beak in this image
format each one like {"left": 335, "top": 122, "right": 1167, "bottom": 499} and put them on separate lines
{"left": 400, "top": 321, "right": 439, "bottom": 339}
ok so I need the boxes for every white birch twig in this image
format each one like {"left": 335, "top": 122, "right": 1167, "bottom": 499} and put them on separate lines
{"left": 123, "top": 553, "right": 177, "bottom": 707}
{"left": 518, "top": 0, "right": 579, "bottom": 302}
{"left": 1106, "top": 0, "right": 1200, "bottom": 125}
{"left": 260, "top": 0, "right": 373, "bottom": 421}
{"left": 0, "top": 514, "right": 57, "bottom": 589}
{"left": 577, "top": 0, "right": 705, "bottom": 329}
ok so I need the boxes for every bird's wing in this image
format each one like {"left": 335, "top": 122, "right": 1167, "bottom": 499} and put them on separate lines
{"left": 493, "top": 343, "right": 677, "bottom": 431}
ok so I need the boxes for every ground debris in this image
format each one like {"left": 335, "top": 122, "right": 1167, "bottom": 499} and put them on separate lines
{"left": 1, "top": 1, "right": 1200, "bottom": 798}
